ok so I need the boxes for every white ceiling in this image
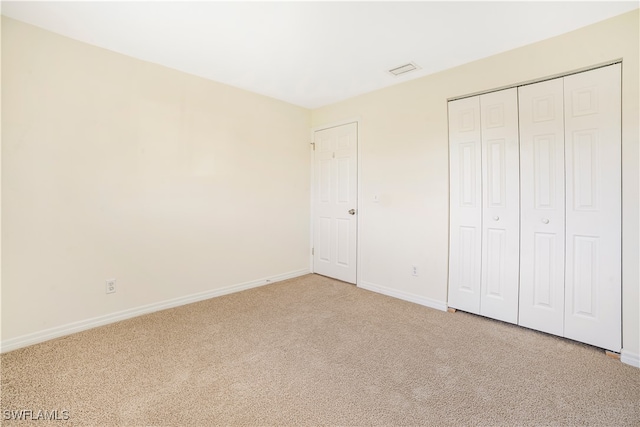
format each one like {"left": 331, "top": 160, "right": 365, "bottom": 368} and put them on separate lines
{"left": 2, "top": 1, "right": 638, "bottom": 109}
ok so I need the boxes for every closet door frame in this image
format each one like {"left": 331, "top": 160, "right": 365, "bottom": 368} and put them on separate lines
{"left": 447, "top": 61, "right": 622, "bottom": 352}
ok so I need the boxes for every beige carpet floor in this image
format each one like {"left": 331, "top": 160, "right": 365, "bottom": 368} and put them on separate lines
{"left": 1, "top": 274, "right": 639, "bottom": 426}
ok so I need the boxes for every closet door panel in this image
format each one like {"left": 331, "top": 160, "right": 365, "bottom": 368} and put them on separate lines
{"left": 564, "top": 64, "right": 621, "bottom": 352}
{"left": 479, "top": 88, "right": 520, "bottom": 324}
{"left": 448, "top": 96, "right": 482, "bottom": 314}
{"left": 518, "top": 78, "right": 565, "bottom": 336}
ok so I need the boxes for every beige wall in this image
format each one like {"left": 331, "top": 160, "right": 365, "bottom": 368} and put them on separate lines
{"left": 1, "top": 17, "right": 311, "bottom": 345}
{"left": 312, "top": 10, "right": 639, "bottom": 360}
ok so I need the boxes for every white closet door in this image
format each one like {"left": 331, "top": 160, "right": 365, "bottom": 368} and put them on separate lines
{"left": 518, "top": 78, "right": 566, "bottom": 336}
{"left": 448, "top": 96, "right": 482, "bottom": 314}
{"left": 479, "top": 88, "right": 520, "bottom": 324}
{"left": 564, "top": 64, "right": 621, "bottom": 352}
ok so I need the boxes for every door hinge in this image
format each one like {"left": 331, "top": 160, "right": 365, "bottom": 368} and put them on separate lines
{"left": 311, "top": 142, "right": 315, "bottom": 150}
{"left": 311, "top": 247, "right": 314, "bottom": 255}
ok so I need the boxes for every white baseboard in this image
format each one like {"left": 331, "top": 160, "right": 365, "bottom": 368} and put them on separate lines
{"left": 358, "top": 280, "right": 448, "bottom": 312}
{"left": 1, "top": 269, "right": 310, "bottom": 354}
{"left": 621, "top": 349, "right": 640, "bottom": 368}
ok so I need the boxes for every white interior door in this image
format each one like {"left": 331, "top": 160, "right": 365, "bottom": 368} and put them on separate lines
{"left": 448, "top": 96, "right": 482, "bottom": 314}
{"left": 313, "top": 122, "right": 358, "bottom": 284}
{"left": 479, "top": 88, "right": 520, "bottom": 324}
{"left": 564, "top": 64, "right": 621, "bottom": 352}
{"left": 518, "top": 78, "right": 566, "bottom": 336}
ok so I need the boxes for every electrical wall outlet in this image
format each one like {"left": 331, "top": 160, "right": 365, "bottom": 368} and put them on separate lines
{"left": 106, "top": 279, "right": 116, "bottom": 294}
{"left": 412, "top": 266, "right": 418, "bottom": 276}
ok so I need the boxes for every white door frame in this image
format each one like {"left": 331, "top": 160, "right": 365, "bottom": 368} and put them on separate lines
{"left": 310, "top": 118, "right": 361, "bottom": 285}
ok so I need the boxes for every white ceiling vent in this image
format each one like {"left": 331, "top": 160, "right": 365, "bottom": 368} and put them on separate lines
{"left": 388, "top": 62, "right": 421, "bottom": 77}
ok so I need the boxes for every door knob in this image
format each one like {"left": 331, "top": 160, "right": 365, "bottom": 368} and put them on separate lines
{"left": 493, "top": 216, "right": 499, "bottom": 221}
{"left": 542, "top": 218, "right": 550, "bottom": 224}
{"left": 348, "top": 209, "right": 356, "bottom": 215}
